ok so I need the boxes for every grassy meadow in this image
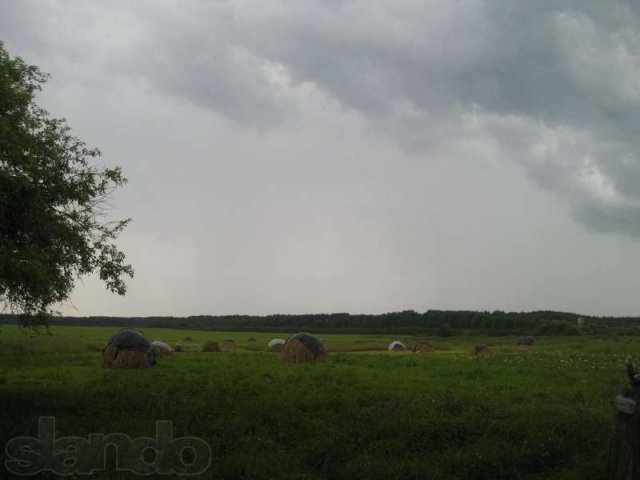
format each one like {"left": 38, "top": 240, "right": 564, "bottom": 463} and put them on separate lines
{"left": 0, "top": 325, "right": 637, "bottom": 479}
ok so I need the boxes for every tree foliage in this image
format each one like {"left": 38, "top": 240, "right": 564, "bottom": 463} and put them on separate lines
{"left": 0, "top": 42, "right": 133, "bottom": 325}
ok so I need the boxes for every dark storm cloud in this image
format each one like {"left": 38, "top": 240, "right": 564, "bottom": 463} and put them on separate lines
{"left": 228, "top": 1, "right": 640, "bottom": 235}
{"left": 2, "top": 0, "right": 640, "bottom": 236}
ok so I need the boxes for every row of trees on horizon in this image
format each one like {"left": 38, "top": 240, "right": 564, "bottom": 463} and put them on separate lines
{"left": 2, "top": 310, "right": 640, "bottom": 336}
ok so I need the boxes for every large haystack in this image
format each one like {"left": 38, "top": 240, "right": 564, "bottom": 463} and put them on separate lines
{"left": 516, "top": 336, "right": 535, "bottom": 346}
{"left": 278, "top": 333, "right": 327, "bottom": 363}
{"left": 267, "top": 338, "right": 286, "bottom": 352}
{"left": 388, "top": 340, "right": 407, "bottom": 351}
{"left": 151, "top": 340, "right": 173, "bottom": 356}
{"left": 101, "top": 329, "right": 156, "bottom": 369}
{"left": 202, "top": 341, "right": 220, "bottom": 352}
{"left": 413, "top": 340, "right": 434, "bottom": 353}
{"left": 472, "top": 344, "right": 492, "bottom": 356}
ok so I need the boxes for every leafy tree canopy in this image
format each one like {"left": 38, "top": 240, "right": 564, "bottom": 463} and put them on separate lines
{"left": 0, "top": 42, "right": 133, "bottom": 326}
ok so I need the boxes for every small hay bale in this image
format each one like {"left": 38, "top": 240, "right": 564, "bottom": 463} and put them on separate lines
{"left": 247, "top": 337, "right": 257, "bottom": 343}
{"left": 151, "top": 340, "right": 173, "bottom": 356}
{"left": 267, "top": 338, "right": 286, "bottom": 352}
{"left": 278, "top": 333, "right": 327, "bottom": 364}
{"left": 202, "top": 341, "right": 220, "bottom": 352}
{"left": 388, "top": 340, "right": 407, "bottom": 351}
{"left": 412, "top": 341, "right": 434, "bottom": 353}
{"left": 472, "top": 344, "right": 492, "bottom": 356}
{"left": 101, "top": 329, "right": 156, "bottom": 369}
{"left": 516, "top": 336, "right": 535, "bottom": 346}
{"left": 184, "top": 336, "right": 193, "bottom": 342}
{"left": 174, "top": 342, "right": 184, "bottom": 353}
{"left": 222, "top": 339, "right": 236, "bottom": 349}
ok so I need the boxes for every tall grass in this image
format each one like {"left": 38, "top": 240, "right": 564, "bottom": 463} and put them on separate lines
{"left": 0, "top": 325, "right": 636, "bottom": 479}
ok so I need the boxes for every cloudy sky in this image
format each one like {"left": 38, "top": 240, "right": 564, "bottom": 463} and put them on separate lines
{"left": 2, "top": 1, "right": 640, "bottom": 317}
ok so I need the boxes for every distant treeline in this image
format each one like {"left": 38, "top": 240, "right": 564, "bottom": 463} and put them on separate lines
{"left": 2, "top": 310, "right": 640, "bottom": 336}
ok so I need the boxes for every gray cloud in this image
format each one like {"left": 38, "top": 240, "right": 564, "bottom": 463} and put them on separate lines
{"left": 17, "top": 0, "right": 633, "bottom": 236}
{"left": 231, "top": 1, "right": 640, "bottom": 235}
{"left": 3, "top": 1, "right": 640, "bottom": 316}
{"left": 4, "top": 2, "right": 639, "bottom": 195}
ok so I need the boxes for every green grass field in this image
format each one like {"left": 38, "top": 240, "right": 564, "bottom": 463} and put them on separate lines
{"left": 0, "top": 325, "right": 637, "bottom": 479}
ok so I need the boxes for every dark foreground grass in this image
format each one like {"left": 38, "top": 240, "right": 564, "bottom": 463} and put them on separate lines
{"left": 0, "top": 326, "right": 637, "bottom": 479}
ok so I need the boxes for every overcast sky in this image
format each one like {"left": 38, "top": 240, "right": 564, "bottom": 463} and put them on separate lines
{"left": 2, "top": 1, "right": 640, "bottom": 317}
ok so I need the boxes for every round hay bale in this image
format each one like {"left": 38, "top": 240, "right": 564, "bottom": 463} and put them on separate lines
{"left": 151, "top": 340, "right": 173, "bottom": 356}
{"left": 247, "top": 337, "right": 257, "bottom": 343}
{"left": 267, "top": 338, "right": 286, "bottom": 352}
{"left": 101, "top": 346, "right": 156, "bottom": 369}
{"left": 516, "top": 336, "right": 535, "bottom": 346}
{"left": 174, "top": 342, "right": 184, "bottom": 353}
{"left": 472, "top": 344, "right": 492, "bottom": 356}
{"left": 202, "top": 341, "right": 220, "bottom": 352}
{"left": 101, "top": 329, "right": 156, "bottom": 369}
{"left": 222, "top": 339, "right": 236, "bottom": 349}
{"left": 412, "top": 340, "right": 434, "bottom": 353}
{"left": 278, "top": 332, "right": 327, "bottom": 364}
{"left": 388, "top": 340, "right": 407, "bottom": 351}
